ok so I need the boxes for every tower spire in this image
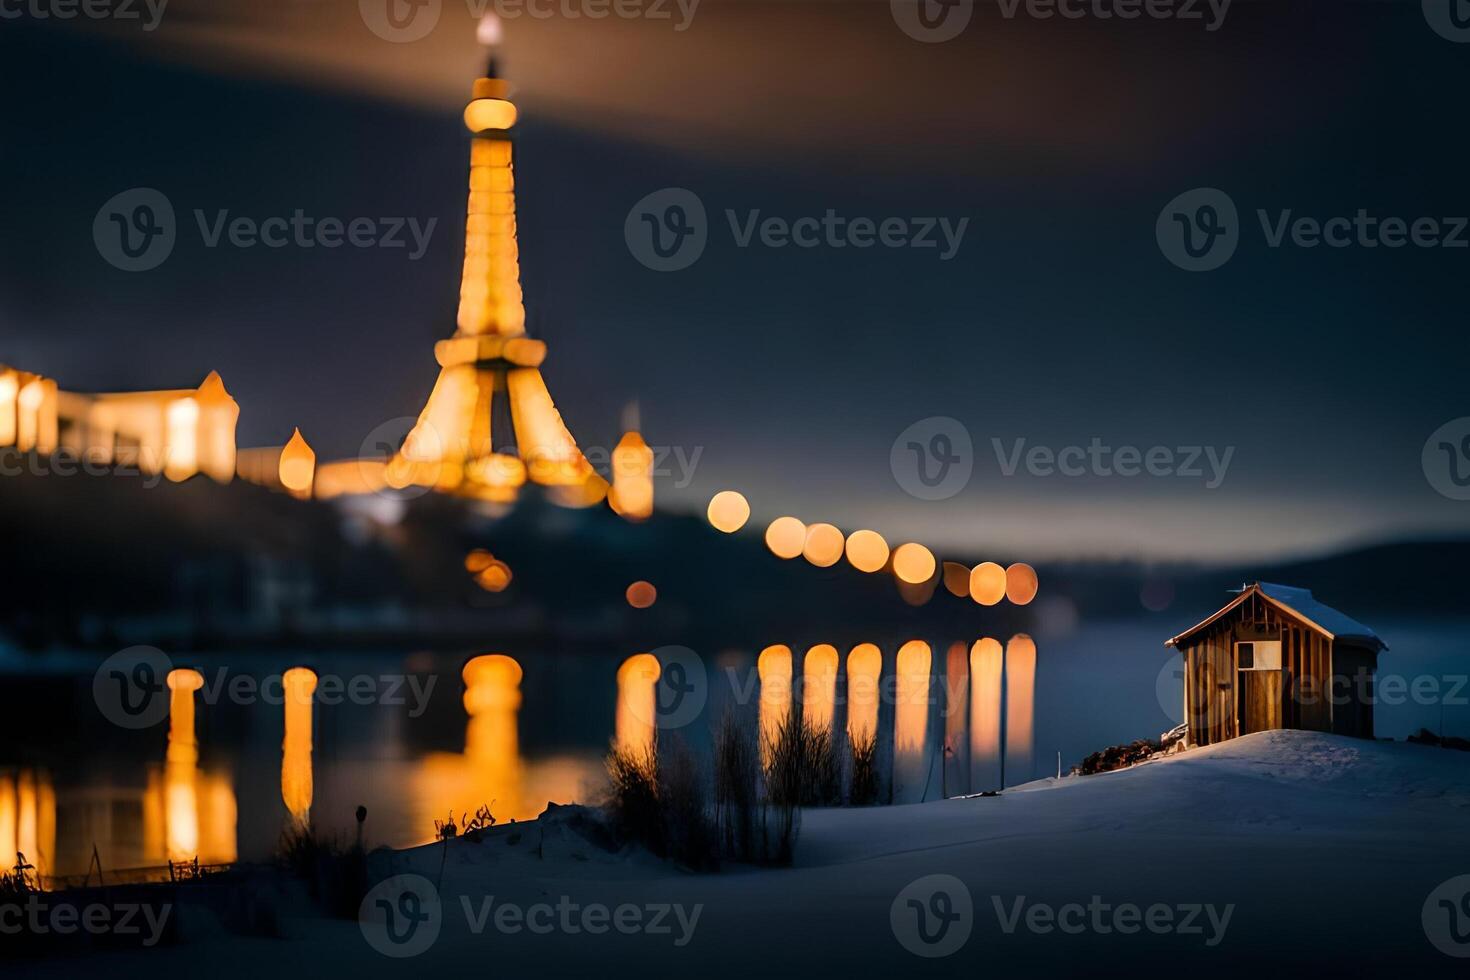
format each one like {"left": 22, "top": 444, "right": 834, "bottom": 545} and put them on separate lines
{"left": 389, "top": 16, "right": 604, "bottom": 506}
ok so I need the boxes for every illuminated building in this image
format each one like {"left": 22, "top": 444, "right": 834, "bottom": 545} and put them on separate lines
{"left": 609, "top": 429, "right": 654, "bottom": 521}
{"left": 0, "top": 366, "right": 58, "bottom": 455}
{"left": 389, "top": 28, "right": 605, "bottom": 508}
{"left": 236, "top": 427, "right": 317, "bottom": 497}
{"left": 54, "top": 371, "right": 239, "bottom": 482}
{"left": 0, "top": 362, "right": 240, "bottom": 485}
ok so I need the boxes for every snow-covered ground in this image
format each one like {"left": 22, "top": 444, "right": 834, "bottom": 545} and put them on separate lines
{"left": 13, "top": 731, "right": 1470, "bottom": 977}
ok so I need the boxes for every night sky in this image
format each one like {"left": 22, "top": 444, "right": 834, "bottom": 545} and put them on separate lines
{"left": 3, "top": 1, "right": 1468, "bottom": 561}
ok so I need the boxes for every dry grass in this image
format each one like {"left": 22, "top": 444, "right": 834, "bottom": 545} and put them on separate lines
{"left": 604, "top": 737, "right": 718, "bottom": 870}
{"left": 848, "top": 730, "right": 882, "bottom": 805}
{"left": 276, "top": 821, "right": 367, "bottom": 918}
{"left": 713, "top": 708, "right": 760, "bottom": 862}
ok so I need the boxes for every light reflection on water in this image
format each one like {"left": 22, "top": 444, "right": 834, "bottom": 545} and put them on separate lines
{"left": 15, "top": 617, "right": 1457, "bottom": 881}
{"left": 40, "top": 625, "right": 1470, "bottom": 887}
{"left": 1, "top": 636, "right": 1044, "bottom": 879}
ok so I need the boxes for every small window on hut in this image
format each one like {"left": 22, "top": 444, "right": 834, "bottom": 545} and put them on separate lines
{"left": 1236, "top": 640, "right": 1281, "bottom": 671}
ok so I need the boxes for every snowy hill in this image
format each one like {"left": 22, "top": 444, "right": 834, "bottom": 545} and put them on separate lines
{"left": 13, "top": 731, "right": 1470, "bottom": 978}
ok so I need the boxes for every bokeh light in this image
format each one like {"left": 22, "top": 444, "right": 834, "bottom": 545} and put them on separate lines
{"left": 891, "top": 542, "right": 936, "bottom": 584}
{"left": 1005, "top": 562, "right": 1039, "bottom": 605}
{"left": 625, "top": 580, "right": 658, "bottom": 608}
{"left": 764, "top": 516, "right": 807, "bottom": 559}
{"left": 942, "top": 561, "right": 970, "bottom": 597}
{"left": 278, "top": 427, "right": 316, "bottom": 497}
{"left": 802, "top": 523, "right": 844, "bottom": 567}
{"left": 969, "top": 561, "right": 1006, "bottom": 605}
{"left": 844, "top": 529, "right": 889, "bottom": 573}
{"left": 475, "top": 560, "right": 513, "bottom": 592}
{"left": 707, "top": 490, "right": 751, "bottom": 533}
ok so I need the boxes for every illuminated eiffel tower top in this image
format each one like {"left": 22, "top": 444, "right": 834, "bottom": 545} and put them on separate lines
{"left": 388, "top": 20, "right": 604, "bottom": 506}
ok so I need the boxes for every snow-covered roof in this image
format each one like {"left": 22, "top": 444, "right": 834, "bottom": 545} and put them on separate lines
{"left": 1165, "top": 582, "right": 1386, "bottom": 652}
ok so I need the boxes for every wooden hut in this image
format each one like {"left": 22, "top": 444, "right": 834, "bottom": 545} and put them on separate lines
{"left": 1165, "top": 582, "right": 1384, "bottom": 747}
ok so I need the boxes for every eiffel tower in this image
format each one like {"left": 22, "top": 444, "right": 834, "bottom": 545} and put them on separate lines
{"left": 387, "top": 32, "right": 605, "bottom": 507}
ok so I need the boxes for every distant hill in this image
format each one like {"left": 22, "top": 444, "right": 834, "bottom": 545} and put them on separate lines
{"left": 1, "top": 465, "right": 1462, "bottom": 652}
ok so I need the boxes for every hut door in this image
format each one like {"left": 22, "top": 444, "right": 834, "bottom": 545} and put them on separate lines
{"left": 1236, "top": 640, "right": 1283, "bottom": 734}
